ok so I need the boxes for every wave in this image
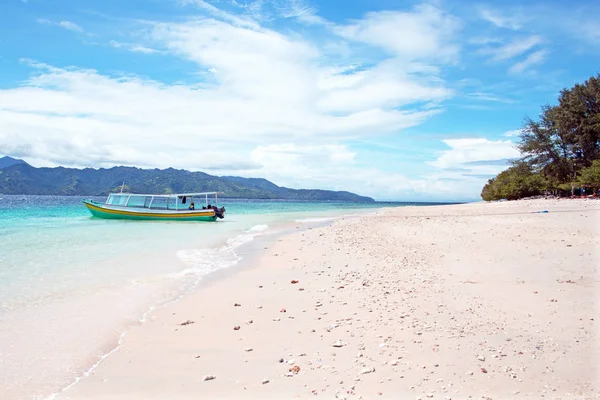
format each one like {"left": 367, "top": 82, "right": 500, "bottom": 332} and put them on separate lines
{"left": 45, "top": 224, "right": 272, "bottom": 400}
{"left": 246, "top": 224, "right": 269, "bottom": 232}
{"left": 293, "top": 217, "right": 336, "bottom": 223}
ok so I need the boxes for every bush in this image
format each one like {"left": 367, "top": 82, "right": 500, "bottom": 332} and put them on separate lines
{"left": 481, "top": 163, "right": 547, "bottom": 201}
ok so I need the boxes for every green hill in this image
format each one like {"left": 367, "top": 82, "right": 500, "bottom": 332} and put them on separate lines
{"left": 0, "top": 160, "right": 375, "bottom": 202}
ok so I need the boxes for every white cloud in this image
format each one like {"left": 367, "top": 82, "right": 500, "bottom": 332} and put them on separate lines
{"left": 109, "top": 40, "right": 159, "bottom": 54}
{"left": 250, "top": 143, "right": 357, "bottom": 185}
{"left": 509, "top": 49, "right": 548, "bottom": 74}
{"left": 316, "top": 60, "right": 453, "bottom": 113}
{"left": 0, "top": 2, "right": 476, "bottom": 200}
{"left": 503, "top": 129, "right": 523, "bottom": 137}
{"left": 418, "top": 138, "right": 521, "bottom": 199}
{"left": 0, "top": 39, "right": 449, "bottom": 191}
{"left": 466, "top": 92, "right": 514, "bottom": 103}
{"left": 272, "top": 0, "right": 317, "bottom": 19}
{"left": 431, "top": 138, "right": 519, "bottom": 170}
{"left": 247, "top": 143, "right": 443, "bottom": 201}
{"left": 179, "top": 0, "right": 260, "bottom": 29}
{"left": 59, "top": 21, "right": 84, "bottom": 33}
{"left": 479, "top": 8, "right": 523, "bottom": 30}
{"left": 108, "top": 40, "right": 123, "bottom": 48}
{"left": 576, "top": 19, "right": 600, "bottom": 45}
{"left": 332, "top": 4, "right": 461, "bottom": 62}
{"left": 485, "top": 35, "right": 543, "bottom": 61}
{"left": 38, "top": 19, "right": 84, "bottom": 33}
{"left": 130, "top": 45, "right": 159, "bottom": 54}
{"left": 468, "top": 36, "right": 502, "bottom": 45}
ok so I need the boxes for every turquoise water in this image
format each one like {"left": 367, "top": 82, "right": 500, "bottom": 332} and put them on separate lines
{"left": 0, "top": 196, "right": 404, "bottom": 306}
{"left": 0, "top": 195, "right": 451, "bottom": 309}
{"left": 0, "top": 195, "right": 449, "bottom": 400}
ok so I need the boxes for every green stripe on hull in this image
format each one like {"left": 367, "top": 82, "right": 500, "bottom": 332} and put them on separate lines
{"left": 84, "top": 201, "right": 218, "bottom": 221}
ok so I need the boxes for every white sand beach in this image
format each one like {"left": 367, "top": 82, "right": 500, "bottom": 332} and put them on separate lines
{"left": 54, "top": 199, "right": 599, "bottom": 400}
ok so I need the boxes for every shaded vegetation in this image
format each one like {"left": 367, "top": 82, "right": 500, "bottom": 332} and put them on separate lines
{"left": 482, "top": 74, "right": 600, "bottom": 200}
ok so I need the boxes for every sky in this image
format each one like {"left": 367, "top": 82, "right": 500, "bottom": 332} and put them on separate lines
{"left": 0, "top": 0, "right": 599, "bottom": 201}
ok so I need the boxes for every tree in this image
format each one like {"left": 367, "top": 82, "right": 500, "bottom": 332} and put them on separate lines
{"left": 517, "top": 107, "right": 575, "bottom": 184}
{"left": 578, "top": 159, "right": 600, "bottom": 186}
{"left": 483, "top": 74, "right": 600, "bottom": 200}
{"left": 516, "top": 74, "right": 600, "bottom": 183}
{"left": 481, "top": 162, "right": 547, "bottom": 201}
{"left": 554, "top": 75, "right": 600, "bottom": 168}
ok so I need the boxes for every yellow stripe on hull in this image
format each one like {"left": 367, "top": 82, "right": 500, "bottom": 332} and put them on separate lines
{"left": 83, "top": 200, "right": 218, "bottom": 221}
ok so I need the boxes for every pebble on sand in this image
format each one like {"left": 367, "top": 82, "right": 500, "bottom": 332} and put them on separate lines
{"left": 179, "top": 320, "right": 195, "bottom": 326}
{"left": 291, "top": 280, "right": 299, "bottom": 284}
{"left": 332, "top": 340, "right": 346, "bottom": 348}
{"left": 261, "top": 379, "right": 270, "bottom": 384}
{"left": 203, "top": 375, "right": 216, "bottom": 381}
{"left": 233, "top": 326, "right": 241, "bottom": 330}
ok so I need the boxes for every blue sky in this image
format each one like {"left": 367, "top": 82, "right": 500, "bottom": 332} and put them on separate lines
{"left": 0, "top": 0, "right": 599, "bottom": 201}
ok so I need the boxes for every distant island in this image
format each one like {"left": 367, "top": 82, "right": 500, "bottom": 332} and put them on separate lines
{"left": 0, "top": 156, "right": 375, "bottom": 202}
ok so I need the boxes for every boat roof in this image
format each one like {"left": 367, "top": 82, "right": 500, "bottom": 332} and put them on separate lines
{"left": 109, "top": 192, "right": 222, "bottom": 197}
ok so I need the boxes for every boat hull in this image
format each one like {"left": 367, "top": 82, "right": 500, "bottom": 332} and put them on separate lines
{"left": 83, "top": 200, "right": 218, "bottom": 221}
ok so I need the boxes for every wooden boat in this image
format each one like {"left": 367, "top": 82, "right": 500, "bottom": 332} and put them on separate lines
{"left": 83, "top": 191, "right": 225, "bottom": 221}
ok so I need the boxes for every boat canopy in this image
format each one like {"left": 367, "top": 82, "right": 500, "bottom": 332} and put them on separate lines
{"left": 105, "top": 192, "right": 223, "bottom": 210}
{"left": 107, "top": 192, "right": 222, "bottom": 198}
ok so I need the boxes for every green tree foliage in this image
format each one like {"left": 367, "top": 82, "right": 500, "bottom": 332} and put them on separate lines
{"left": 517, "top": 107, "right": 575, "bottom": 184}
{"left": 481, "top": 162, "right": 547, "bottom": 201}
{"left": 483, "top": 74, "right": 600, "bottom": 200}
{"left": 578, "top": 159, "right": 600, "bottom": 186}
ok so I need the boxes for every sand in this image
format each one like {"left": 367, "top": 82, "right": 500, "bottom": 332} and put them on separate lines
{"left": 54, "top": 199, "right": 599, "bottom": 400}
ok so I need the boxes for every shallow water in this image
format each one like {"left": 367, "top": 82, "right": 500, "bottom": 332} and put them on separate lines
{"left": 0, "top": 195, "right": 449, "bottom": 399}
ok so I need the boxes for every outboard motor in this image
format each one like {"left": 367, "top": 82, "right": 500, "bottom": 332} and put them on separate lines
{"left": 215, "top": 206, "right": 226, "bottom": 219}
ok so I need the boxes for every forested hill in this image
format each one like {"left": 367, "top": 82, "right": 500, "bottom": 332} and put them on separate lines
{"left": 0, "top": 158, "right": 375, "bottom": 202}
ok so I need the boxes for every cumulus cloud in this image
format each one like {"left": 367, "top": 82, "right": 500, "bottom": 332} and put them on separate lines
{"left": 0, "top": 2, "right": 480, "bottom": 200}
{"left": 431, "top": 138, "right": 519, "bottom": 170}
{"left": 413, "top": 138, "right": 521, "bottom": 199}
{"left": 332, "top": 4, "right": 461, "bottom": 62}
{"left": 0, "top": 16, "right": 450, "bottom": 186}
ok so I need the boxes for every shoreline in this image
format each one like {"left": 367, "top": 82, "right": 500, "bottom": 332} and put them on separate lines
{"left": 54, "top": 199, "right": 599, "bottom": 399}
{"left": 40, "top": 213, "right": 364, "bottom": 400}
{"left": 23, "top": 199, "right": 600, "bottom": 399}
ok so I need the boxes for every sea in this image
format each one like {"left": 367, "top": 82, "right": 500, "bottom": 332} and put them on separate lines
{"left": 0, "top": 195, "right": 450, "bottom": 399}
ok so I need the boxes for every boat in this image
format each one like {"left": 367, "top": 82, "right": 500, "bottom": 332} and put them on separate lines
{"left": 83, "top": 191, "right": 225, "bottom": 221}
